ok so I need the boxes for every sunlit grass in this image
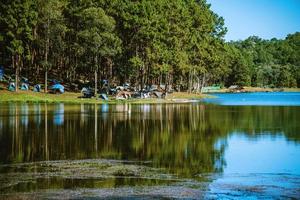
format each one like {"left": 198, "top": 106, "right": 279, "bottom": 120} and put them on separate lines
{"left": 0, "top": 90, "right": 210, "bottom": 104}
{"left": 166, "top": 92, "right": 208, "bottom": 99}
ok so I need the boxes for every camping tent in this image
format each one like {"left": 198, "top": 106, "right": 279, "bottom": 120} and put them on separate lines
{"left": 50, "top": 83, "right": 64, "bottom": 94}
{"left": 0, "top": 66, "right": 4, "bottom": 81}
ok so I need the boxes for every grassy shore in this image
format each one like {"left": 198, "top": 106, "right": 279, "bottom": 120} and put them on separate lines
{"left": 0, "top": 90, "right": 208, "bottom": 104}
{"left": 1, "top": 87, "right": 299, "bottom": 104}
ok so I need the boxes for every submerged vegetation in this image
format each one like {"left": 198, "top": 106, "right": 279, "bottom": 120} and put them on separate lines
{"left": 0, "top": 0, "right": 299, "bottom": 94}
{"left": 0, "top": 159, "right": 181, "bottom": 195}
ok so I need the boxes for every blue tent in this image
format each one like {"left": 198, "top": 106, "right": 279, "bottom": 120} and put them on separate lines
{"left": 21, "top": 83, "right": 29, "bottom": 90}
{"left": 102, "top": 79, "right": 109, "bottom": 86}
{"left": 100, "top": 93, "right": 109, "bottom": 100}
{"left": 0, "top": 66, "right": 4, "bottom": 81}
{"left": 81, "top": 87, "right": 94, "bottom": 98}
{"left": 8, "top": 82, "right": 15, "bottom": 91}
{"left": 33, "top": 84, "right": 41, "bottom": 92}
{"left": 50, "top": 83, "right": 64, "bottom": 93}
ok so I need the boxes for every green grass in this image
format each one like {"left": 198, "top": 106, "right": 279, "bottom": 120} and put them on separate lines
{"left": 0, "top": 90, "right": 114, "bottom": 104}
{"left": 0, "top": 90, "right": 209, "bottom": 104}
{"left": 283, "top": 88, "right": 300, "bottom": 92}
{"left": 166, "top": 92, "right": 208, "bottom": 99}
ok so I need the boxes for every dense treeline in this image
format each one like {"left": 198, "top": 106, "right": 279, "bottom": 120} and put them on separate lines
{"left": 0, "top": 0, "right": 299, "bottom": 93}
{"left": 228, "top": 35, "right": 300, "bottom": 88}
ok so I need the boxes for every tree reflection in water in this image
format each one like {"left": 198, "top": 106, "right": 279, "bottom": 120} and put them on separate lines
{"left": 0, "top": 103, "right": 299, "bottom": 178}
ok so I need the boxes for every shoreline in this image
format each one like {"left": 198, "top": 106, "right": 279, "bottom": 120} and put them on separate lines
{"left": 0, "top": 88, "right": 299, "bottom": 104}
{"left": 0, "top": 90, "right": 209, "bottom": 104}
{"left": 205, "top": 87, "right": 300, "bottom": 93}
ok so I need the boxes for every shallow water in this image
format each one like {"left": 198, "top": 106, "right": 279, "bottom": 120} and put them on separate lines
{"left": 0, "top": 92, "right": 300, "bottom": 199}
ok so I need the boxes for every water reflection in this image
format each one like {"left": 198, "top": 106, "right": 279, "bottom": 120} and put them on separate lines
{"left": 34, "top": 104, "right": 42, "bottom": 125}
{"left": 20, "top": 104, "right": 29, "bottom": 127}
{"left": 0, "top": 103, "right": 299, "bottom": 177}
{"left": 223, "top": 134, "right": 300, "bottom": 174}
{"left": 45, "top": 103, "right": 49, "bottom": 160}
{"left": 53, "top": 103, "right": 64, "bottom": 125}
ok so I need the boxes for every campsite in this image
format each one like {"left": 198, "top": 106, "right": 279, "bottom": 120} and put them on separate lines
{"left": 1, "top": 0, "right": 300, "bottom": 199}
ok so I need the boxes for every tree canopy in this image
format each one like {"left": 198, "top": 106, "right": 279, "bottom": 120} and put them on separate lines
{"left": 0, "top": 0, "right": 299, "bottom": 91}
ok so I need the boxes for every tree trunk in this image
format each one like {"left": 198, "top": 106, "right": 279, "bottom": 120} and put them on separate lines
{"left": 140, "top": 66, "right": 144, "bottom": 92}
{"left": 44, "top": 52, "right": 48, "bottom": 93}
{"left": 188, "top": 71, "right": 192, "bottom": 93}
{"left": 44, "top": 18, "right": 50, "bottom": 93}
{"left": 179, "top": 75, "right": 183, "bottom": 92}
{"left": 94, "top": 55, "right": 98, "bottom": 97}
{"left": 13, "top": 55, "right": 19, "bottom": 92}
{"left": 192, "top": 68, "right": 196, "bottom": 93}
{"left": 201, "top": 73, "right": 206, "bottom": 93}
{"left": 159, "top": 74, "right": 162, "bottom": 86}
{"left": 165, "top": 73, "right": 169, "bottom": 93}
{"left": 94, "top": 69, "right": 97, "bottom": 97}
{"left": 196, "top": 75, "right": 200, "bottom": 93}
{"left": 45, "top": 70, "right": 48, "bottom": 93}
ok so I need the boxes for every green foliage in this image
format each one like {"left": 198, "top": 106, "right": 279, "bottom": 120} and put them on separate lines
{"left": 0, "top": 0, "right": 38, "bottom": 57}
{"left": 0, "top": 0, "right": 299, "bottom": 88}
{"left": 227, "top": 33, "right": 300, "bottom": 87}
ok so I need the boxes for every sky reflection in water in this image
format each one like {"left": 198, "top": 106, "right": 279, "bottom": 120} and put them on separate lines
{"left": 205, "top": 92, "right": 300, "bottom": 106}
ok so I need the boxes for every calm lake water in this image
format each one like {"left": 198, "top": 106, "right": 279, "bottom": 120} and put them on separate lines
{"left": 0, "top": 92, "right": 300, "bottom": 199}
{"left": 205, "top": 92, "right": 300, "bottom": 106}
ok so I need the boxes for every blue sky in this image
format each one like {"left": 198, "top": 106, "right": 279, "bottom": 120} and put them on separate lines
{"left": 207, "top": 0, "right": 300, "bottom": 41}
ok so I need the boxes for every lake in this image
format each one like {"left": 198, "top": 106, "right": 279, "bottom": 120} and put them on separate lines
{"left": 0, "top": 92, "right": 300, "bottom": 199}
{"left": 205, "top": 91, "right": 300, "bottom": 106}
